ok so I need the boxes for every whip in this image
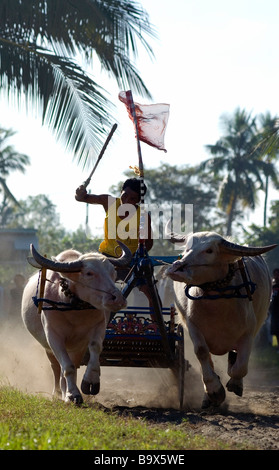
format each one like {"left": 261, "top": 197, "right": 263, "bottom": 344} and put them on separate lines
{"left": 82, "top": 123, "right": 117, "bottom": 188}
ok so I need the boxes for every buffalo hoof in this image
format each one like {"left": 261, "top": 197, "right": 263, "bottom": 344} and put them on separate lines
{"left": 66, "top": 393, "right": 83, "bottom": 406}
{"left": 81, "top": 379, "right": 100, "bottom": 395}
{"left": 226, "top": 378, "right": 243, "bottom": 397}
{"left": 202, "top": 384, "right": 226, "bottom": 409}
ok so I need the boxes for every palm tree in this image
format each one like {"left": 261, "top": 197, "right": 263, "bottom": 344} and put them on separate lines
{"left": 0, "top": 0, "right": 156, "bottom": 167}
{"left": 0, "top": 128, "right": 30, "bottom": 225}
{"left": 200, "top": 108, "right": 277, "bottom": 236}
{"left": 257, "top": 112, "right": 279, "bottom": 226}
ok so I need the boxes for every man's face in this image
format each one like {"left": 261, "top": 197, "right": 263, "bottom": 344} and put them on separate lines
{"left": 120, "top": 187, "right": 140, "bottom": 207}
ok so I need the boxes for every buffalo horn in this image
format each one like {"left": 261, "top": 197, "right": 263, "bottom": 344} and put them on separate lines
{"left": 221, "top": 239, "right": 277, "bottom": 256}
{"left": 27, "top": 256, "right": 43, "bottom": 269}
{"left": 107, "top": 241, "right": 133, "bottom": 267}
{"left": 28, "top": 244, "right": 83, "bottom": 272}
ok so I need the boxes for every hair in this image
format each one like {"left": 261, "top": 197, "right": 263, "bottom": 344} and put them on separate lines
{"left": 122, "top": 178, "right": 147, "bottom": 197}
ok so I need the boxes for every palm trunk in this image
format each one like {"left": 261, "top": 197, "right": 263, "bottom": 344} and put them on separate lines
{"left": 263, "top": 174, "right": 269, "bottom": 227}
{"left": 226, "top": 192, "right": 237, "bottom": 236}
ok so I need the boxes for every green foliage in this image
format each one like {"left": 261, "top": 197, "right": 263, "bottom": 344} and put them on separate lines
{"left": 6, "top": 194, "right": 102, "bottom": 256}
{"left": 60, "top": 226, "right": 102, "bottom": 253}
{"left": 116, "top": 164, "right": 221, "bottom": 233}
{"left": 200, "top": 108, "right": 279, "bottom": 236}
{"left": 243, "top": 200, "right": 279, "bottom": 272}
{"left": 0, "top": 128, "right": 30, "bottom": 224}
{"left": 0, "top": 0, "right": 155, "bottom": 166}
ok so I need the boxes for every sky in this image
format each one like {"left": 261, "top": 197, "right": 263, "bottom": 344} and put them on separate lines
{"left": 2, "top": 0, "right": 279, "bottom": 238}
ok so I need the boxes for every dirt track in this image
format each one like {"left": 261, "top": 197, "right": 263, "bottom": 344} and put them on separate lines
{"left": 1, "top": 320, "right": 279, "bottom": 450}
{"left": 96, "top": 358, "right": 279, "bottom": 450}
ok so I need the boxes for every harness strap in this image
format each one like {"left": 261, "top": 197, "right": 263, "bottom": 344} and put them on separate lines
{"left": 237, "top": 258, "right": 254, "bottom": 301}
{"left": 32, "top": 295, "right": 95, "bottom": 311}
{"left": 33, "top": 270, "right": 96, "bottom": 312}
{"left": 38, "top": 267, "right": 47, "bottom": 314}
{"left": 185, "top": 257, "right": 257, "bottom": 301}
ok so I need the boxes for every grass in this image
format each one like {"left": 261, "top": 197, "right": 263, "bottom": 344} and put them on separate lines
{"left": 251, "top": 341, "right": 279, "bottom": 370}
{"left": 0, "top": 386, "right": 250, "bottom": 451}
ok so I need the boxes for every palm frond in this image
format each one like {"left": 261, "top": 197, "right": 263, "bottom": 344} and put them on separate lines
{"left": 0, "top": 39, "right": 112, "bottom": 167}
{"left": 0, "top": 0, "right": 156, "bottom": 166}
{"left": 256, "top": 124, "right": 279, "bottom": 158}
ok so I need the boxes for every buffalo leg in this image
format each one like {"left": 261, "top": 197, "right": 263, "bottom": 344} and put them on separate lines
{"left": 187, "top": 321, "right": 226, "bottom": 407}
{"left": 226, "top": 335, "right": 252, "bottom": 397}
{"left": 81, "top": 319, "right": 107, "bottom": 396}
{"left": 45, "top": 330, "right": 83, "bottom": 405}
{"left": 45, "top": 350, "right": 62, "bottom": 398}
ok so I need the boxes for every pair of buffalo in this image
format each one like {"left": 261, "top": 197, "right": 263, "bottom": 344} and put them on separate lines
{"left": 21, "top": 231, "right": 276, "bottom": 408}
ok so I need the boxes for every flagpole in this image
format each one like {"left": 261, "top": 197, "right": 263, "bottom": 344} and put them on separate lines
{"left": 126, "top": 90, "right": 146, "bottom": 250}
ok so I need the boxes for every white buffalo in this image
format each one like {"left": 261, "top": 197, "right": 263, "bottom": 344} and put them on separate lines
{"left": 21, "top": 242, "right": 131, "bottom": 405}
{"left": 166, "top": 229, "right": 276, "bottom": 408}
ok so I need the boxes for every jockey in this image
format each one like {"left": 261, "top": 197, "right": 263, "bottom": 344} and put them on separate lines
{"left": 75, "top": 177, "right": 153, "bottom": 263}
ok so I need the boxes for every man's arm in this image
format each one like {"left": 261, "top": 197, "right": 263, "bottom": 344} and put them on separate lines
{"left": 75, "top": 186, "right": 110, "bottom": 211}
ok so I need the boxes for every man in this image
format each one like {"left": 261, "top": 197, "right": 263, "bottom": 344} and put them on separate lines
{"left": 270, "top": 268, "right": 279, "bottom": 350}
{"left": 75, "top": 177, "right": 153, "bottom": 262}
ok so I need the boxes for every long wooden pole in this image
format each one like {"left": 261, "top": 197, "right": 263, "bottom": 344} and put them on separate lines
{"left": 125, "top": 90, "right": 146, "bottom": 246}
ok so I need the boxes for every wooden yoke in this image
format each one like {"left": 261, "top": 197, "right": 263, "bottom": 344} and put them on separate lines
{"left": 38, "top": 265, "right": 47, "bottom": 314}
{"left": 237, "top": 258, "right": 253, "bottom": 301}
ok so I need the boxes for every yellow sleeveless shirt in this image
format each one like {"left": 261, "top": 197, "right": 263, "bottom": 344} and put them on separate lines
{"left": 99, "top": 198, "right": 140, "bottom": 257}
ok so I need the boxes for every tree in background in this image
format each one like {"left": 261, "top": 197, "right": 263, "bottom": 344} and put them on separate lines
{"left": 0, "top": 0, "right": 155, "bottom": 167}
{"left": 244, "top": 200, "right": 279, "bottom": 272}
{"left": 8, "top": 194, "right": 101, "bottom": 256}
{"left": 109, "top": 164, "right": 221, "bottom": 254}
{"left": 200, "top": 108, "right": 277, "bottom": 236}
{"left": 8, "top": 194, "right": 66, "bottom": 255}
{"left": 0, "top": 128, "right": 30, "bottom": 226}
{"left": 142, "top": 164, "right": 220, "bottom": 233}
{"left": 257, "top": 112, "right": 279, "bottom": 226}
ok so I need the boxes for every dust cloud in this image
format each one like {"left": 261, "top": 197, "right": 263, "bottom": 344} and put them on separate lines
{"left": 0, "top": 284, "right": 232, "bottom": 410}
{"left": 0, "top": 307, "right": 206, "bottom": 409}
{"left": 0, "top": 310, "right": 257, "bottom": 411}
{"left": 0, "top": 313, "right": 53, "bottom": 397}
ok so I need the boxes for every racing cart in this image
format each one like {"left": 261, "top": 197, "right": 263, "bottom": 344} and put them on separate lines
{"left": 100, "top": 242, "right": 190, "bottom": 409}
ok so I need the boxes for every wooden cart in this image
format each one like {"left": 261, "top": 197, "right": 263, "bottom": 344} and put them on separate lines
{"left": 100, "top": 244, "right": 190, "bottom": 409}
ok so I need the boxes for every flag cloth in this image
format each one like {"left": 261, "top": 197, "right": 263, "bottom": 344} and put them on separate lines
{"left": 119, "top": 91, "right": 170, "bottom": 152}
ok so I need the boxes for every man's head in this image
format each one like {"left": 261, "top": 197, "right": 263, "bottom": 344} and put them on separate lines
{"left": 120, "top": 178, "right": 147, "bottom": 206}
{"left": 273, "top": 268, "right": 279, "bottom": 282}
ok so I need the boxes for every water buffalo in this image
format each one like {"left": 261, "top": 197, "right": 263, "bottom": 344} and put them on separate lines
{"left": 21, "top": 242, "right": 131, "bottom": 405}
{"left": 166, "top": 229, "right": 276, "bottom": 408}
